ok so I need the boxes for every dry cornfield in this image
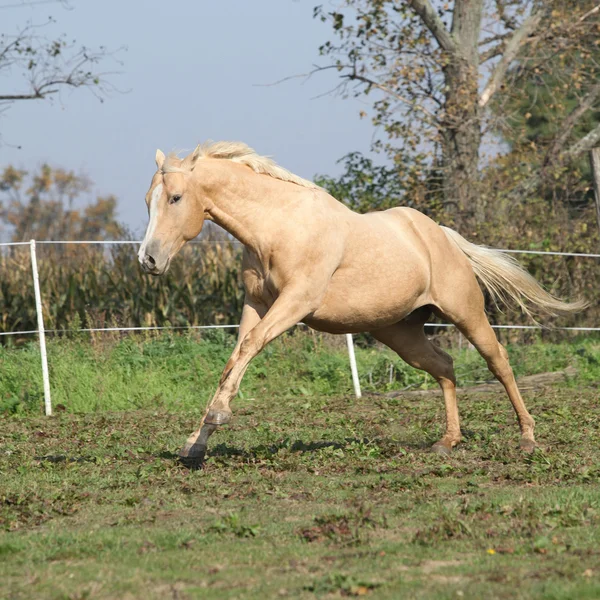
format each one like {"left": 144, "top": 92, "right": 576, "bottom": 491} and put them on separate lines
{"left": 0, "top": 239, "right": 597, "bottom": 340}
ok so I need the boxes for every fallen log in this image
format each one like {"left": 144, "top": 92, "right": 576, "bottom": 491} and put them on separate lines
{"left": 384, "top": 366, "right": 578, "bottom": 398}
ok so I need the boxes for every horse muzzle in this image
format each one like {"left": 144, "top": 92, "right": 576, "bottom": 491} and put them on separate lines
{"left": 139, "top": 252, "right": 170, "bottom": 276}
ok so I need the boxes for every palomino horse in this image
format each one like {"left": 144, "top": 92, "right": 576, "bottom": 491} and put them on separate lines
{"left": 138, "top": 142, "right": 584, "bottom": 465}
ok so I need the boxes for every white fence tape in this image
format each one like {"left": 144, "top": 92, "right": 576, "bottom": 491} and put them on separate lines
{"left": 2, "top": 238, "right": 600, "bottom": 257}
{"left": 1, "top": 238, "right": 598, "bottom": 413}
{"left": 2, "top": 322, "right": 599, "bottom": 338}
{"left": 500, "top": 249, "right": 600, "bottom": 259}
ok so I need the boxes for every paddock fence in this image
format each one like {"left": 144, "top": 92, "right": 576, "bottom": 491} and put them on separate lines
{"left": 1, "top": 239, "right": 598, "bottom": 416}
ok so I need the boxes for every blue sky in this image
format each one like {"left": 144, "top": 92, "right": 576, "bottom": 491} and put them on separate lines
{"left": 0, "top": 0, "right": 376, "bottom": 236}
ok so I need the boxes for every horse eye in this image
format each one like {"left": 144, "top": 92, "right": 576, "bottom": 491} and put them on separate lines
{"left": 170, "top": 194, "right": 182, "bottom": 204}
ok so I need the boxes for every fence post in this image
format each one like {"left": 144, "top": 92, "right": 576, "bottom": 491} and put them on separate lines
{"left": 345, "top": 333, "right": 362, "bottom": 399}
{"left": 590, "top": 147, "right": 600, "bottom": 246}
{"left": 30, "top": 240, "right": 52, "bottom": 416}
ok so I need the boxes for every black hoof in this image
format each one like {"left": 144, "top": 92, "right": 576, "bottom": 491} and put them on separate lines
{"left": 178, "top": 455, "right": 205, "bottom": 470}
{"left": 179, "top": 441, "right": 207, "bottom": 469}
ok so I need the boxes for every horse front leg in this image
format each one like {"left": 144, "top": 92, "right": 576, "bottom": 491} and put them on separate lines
{"left": 178, "top": 297, "right": 265, "bottom": 465}
{"left": 179, "top": 292, "right": 310, "bottom": 466}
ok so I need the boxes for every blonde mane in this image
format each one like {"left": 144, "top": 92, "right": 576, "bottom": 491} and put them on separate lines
{"left": 162, "top": 141, "right": 319, "bottom": 190}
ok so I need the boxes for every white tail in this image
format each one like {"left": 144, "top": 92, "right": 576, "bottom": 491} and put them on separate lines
{"left": 441, "top": 226, "right": 588, "bottom": 319}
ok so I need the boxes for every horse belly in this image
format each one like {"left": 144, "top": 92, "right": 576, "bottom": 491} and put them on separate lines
{"left": 306, "top": 262, "right": 429, "bottom": 334}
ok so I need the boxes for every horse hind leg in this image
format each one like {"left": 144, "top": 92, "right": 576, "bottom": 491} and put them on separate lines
{"left": 454, "top": 311, "right": 536, "bottom": 452}
{"left": 371, "top": 319, "right": 461, "bottom": 455}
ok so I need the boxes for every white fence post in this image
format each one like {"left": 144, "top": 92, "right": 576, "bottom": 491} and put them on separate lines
{"left": 29, "top": 240, "right": 52, "bottom": 416}
{"left": 345, "top": 333, "right": 362, "bottom": 399}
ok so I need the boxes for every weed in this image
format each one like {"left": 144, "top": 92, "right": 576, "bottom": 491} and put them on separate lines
{"left": 209, "top": 513, "right": 260, "bottom": 538}
{"left": 304, "top": 573, "right": 382, "bottom": 596}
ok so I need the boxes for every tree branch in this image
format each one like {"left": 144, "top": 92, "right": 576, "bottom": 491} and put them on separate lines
{"left": 0, "top": 91, "right": 56, "bottom": 100}
{"left": 544, "top": 81, "right": 600, "bottom": 166}
{"left": 494, "top": 0, "right": 520, "bottom": 30}
{"left": 479, "top": 10, "right": 544, "bottom": 108}
{"left": 344, "top": 71, "right": 440, "bottom": 126}
{"left": 479, "top": 32, "right": 511, "bottom": 47}
{"left": 564, "top": 121, "right": 600, "bottom": 161}
{"left": 407, "top": 0, "right": 456, "bottom": 54}
{"left": 480, "top": 41, "right": 507, "bottom": 64}
{"left": 510, "top": 122, "right": 600, "bottom": 199}
{"left": 579, "top": 3, "right": 600, "bottom": 23}
{"left": 0, "top": 17, "right": 122, "bottom": 119}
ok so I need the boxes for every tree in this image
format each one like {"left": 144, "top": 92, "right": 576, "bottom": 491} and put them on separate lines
{"left": 0, "top": 164, "right": 122, "bottom": 241}
{"left": 313, "top": 0, "right": 600, "bottom": 224}
{"left": 0, "top": 1, "right": 118, "bottom": 130}
{"left": 314, "top": 151, "right": 406, "bottom": 212}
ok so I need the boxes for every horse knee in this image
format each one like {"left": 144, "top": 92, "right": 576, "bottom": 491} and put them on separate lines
{"left": 239, "top": 331, "right": 262, "bottom": 357}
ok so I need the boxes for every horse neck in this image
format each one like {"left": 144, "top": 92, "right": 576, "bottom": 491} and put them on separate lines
{"left": 198, "top": 161, "right": 286, "bottom": 251}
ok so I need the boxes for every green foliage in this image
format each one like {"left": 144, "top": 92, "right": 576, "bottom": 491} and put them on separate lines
{"left": 315, "top": 152, "right": 402, "bottom": 213}
{"left": 505, "top": 69, "right": 600, "bottom": 151}
{"left": 315, "top": 151, "right": 442, "bottom": 215}
{"left": 489, "top": 4, "right": 600, "bottom": 207}
{"left": 209, "top": 513, "right": 260, "bottom": 538}
{"left": 0, "top": 333, "right": 598, "bottom": 415}
{"left": 304, "top": 572, "right": 381, "bottom": 596}
{"left": 494, "top": 0, "right": 600, "bottom": 151}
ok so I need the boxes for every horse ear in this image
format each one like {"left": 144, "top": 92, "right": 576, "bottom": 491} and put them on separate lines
{"left": 155, "top": 149, "right": 165, "bottom": 170}
{"left": 188, "top": 145, "right": 202, "bottom": 170}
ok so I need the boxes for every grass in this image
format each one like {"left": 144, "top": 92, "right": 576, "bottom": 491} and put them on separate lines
{"left": 0, "top": 333, "right": 599, "bottom": 598}
{"left": 0, "top": 330, "right": 598, "bottom": 413}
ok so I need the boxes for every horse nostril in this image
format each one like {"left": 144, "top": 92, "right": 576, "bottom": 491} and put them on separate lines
{"left": 145, "top": 254, "right": 156, "bottom": 268}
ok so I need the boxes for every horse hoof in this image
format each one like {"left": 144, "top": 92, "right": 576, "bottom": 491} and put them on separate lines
{"left": 179, "top": 442, "right": 206, "bottom": 470}
{"left": 520, "top": 438, "right": 536, "bottom": 453}
{"left": 431, "top": 442, "right": 452, "bottom": 456}
{"left": 178, "top": 455, "right": 205, "bottom": 470}
{"left": 179, "top": 440, "right": 206, "bottom": 459}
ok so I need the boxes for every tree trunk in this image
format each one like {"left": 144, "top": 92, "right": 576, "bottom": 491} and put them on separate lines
{"left": 440, "top": 0, "right": 484, "bottom": 224}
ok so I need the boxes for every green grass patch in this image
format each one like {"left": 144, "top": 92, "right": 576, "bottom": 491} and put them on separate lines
{"left": 0, "top": 332, "right": 598, "bottom": 414}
